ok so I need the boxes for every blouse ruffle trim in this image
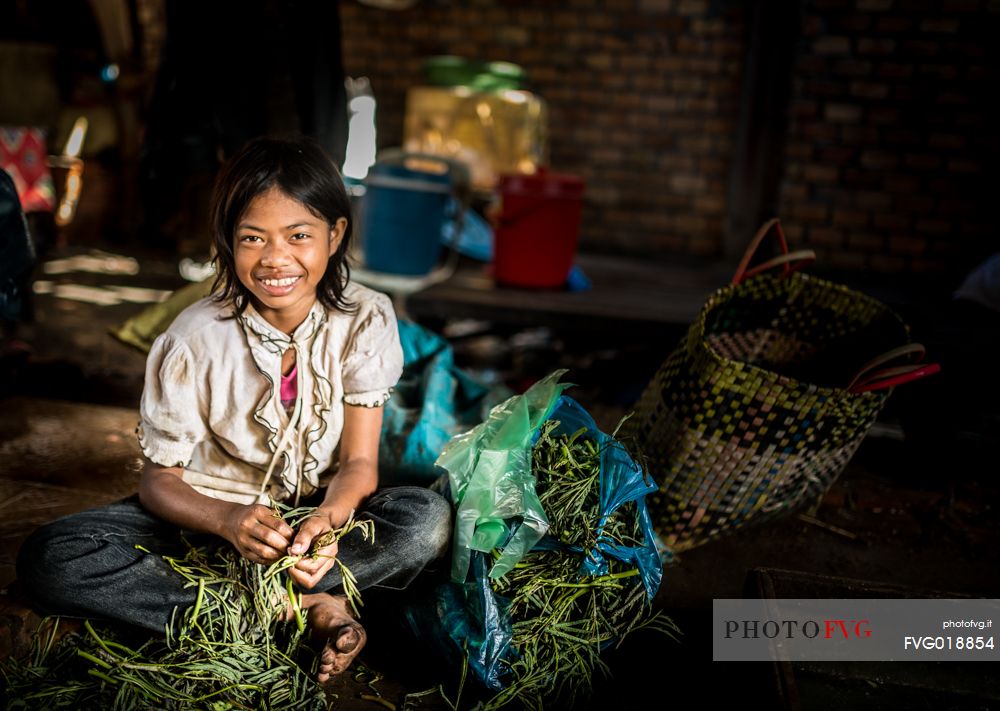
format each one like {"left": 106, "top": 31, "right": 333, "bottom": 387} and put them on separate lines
{"left": 343, "top": 386, "right": 394, "bottom": 408}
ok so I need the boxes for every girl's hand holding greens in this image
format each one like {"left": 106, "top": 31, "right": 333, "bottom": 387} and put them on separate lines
{"left": 287, "top": 508, "right": 341, "bottom": 589}
{"left": 222, "top": 502, "right": 296, "bottom": 564}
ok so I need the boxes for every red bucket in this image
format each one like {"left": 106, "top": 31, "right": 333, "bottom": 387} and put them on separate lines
{"left": 493, "top": 172, "right": 585, "bottom": 288}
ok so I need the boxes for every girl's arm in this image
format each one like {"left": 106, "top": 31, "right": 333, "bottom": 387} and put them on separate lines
{"left": 139, "top": 458, "right": 295, "bottom": 563}
{"left": 286, "top": 404, "right": 382, "bottom": 588}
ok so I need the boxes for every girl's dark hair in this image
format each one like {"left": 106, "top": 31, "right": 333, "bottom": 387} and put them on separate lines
{"left": 210, "top": 135, "right": 355, "bottom": 316}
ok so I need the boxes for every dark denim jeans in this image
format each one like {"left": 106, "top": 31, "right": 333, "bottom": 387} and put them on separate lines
{"left": 16, "top": 486, "right": 452, "bottom": 635}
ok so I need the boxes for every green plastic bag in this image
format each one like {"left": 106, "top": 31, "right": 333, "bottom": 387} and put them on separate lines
{"left": 436, "top": 369, "right": 572, "bottom": 583}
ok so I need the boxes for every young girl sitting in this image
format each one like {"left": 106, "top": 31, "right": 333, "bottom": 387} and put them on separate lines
{"left": 16, "top": 136, "right": 452, "bottom": 680}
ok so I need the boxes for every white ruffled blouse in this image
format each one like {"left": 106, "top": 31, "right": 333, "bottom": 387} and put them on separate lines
{"left": 137, "top": 281, "right": 403, "bottom": 505}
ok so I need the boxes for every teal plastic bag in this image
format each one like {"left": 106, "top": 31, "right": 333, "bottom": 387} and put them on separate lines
{"left": 379, "top": 320, "right": 511, "bottom": 486}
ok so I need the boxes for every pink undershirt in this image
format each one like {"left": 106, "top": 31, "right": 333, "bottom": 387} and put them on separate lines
{"left": 280, "top": 364, "right": 298, "bottom": 410}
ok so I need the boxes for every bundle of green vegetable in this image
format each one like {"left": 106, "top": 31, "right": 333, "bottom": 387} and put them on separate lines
{"left": 483, "top": 419, "right": 679, "bottom": 711}
{"left": 1, "top": 503, "right": 372, "bottom": 711}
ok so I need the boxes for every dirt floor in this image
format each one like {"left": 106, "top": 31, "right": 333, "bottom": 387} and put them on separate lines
{"left": 2, "top": 244, "right": 1000, "bottom": 709}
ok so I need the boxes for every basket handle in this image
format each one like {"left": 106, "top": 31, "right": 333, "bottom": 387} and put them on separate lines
{"left": 847, "top": 343, "right": 941, "bottom": 393}
{"left": 733, "top": 218, "right": 817, "bottom": 284}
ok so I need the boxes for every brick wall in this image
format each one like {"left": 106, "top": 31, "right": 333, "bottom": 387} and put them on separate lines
{"left": 341, "top": 0, "right": 998, "bottom": 273}
{"left": 340, "top": 0, "right": 746, "bottom": 258}
{"left": 779, "top": 0, "right": 1000, "bottom": 274}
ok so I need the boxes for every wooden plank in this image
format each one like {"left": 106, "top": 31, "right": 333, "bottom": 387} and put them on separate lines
{"left": 404, "top": 254, "right": 729, "bottom": 329}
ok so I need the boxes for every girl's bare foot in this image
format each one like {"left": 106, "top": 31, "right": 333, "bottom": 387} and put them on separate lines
{"left": 299, "top": 591, "right": 366, "bottom": 681}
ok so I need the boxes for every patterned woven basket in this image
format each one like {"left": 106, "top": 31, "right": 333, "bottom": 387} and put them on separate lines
{"left": 626, "top": 219, "right": 939, "bottom": 552}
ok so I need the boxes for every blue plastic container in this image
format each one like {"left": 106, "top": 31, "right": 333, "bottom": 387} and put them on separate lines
{"left": 361, "top": 156, "right": 452, "bottom": 276}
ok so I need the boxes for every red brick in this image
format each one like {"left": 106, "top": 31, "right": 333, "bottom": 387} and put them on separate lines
{"left": 884, "top": 175, "right": 922, "bottom": 193}
{"left": 791, "top": 100, "right": 820, "bottom": 119}
{"left": 808, "top": 226, "right": 846, "bottom": 246}
{"left": 677, "top": 0, "right": 709, "bottom": 14}
{"left": 797, "top": 56, "right": 829, "bottom": 74}
{"left": 920, "top": 64, "right": 960, "bottom": 80}
{"left": 847, "top": 232, "right": 885, "bottom": 251}
{"left": 799, "top": 80, "right": 839, "bottom": 100}
{"left": 833, "top": 14, "right": 873, "bottom": 32}
{"left": 901, "top": 40, "right": 940, "bottom": 56}
{"left": 825, "top": 103, "right": 864, "bottom": 123}
{"left": 645, "top": 95, "right": 680, "bottom": 113}
{"left": 688, "top": 236, "right": 719, "bottom": 256}
{"left": 899, "top": 0, "right": 934, "bottom": 10}
{"left": 856, "top": 0, "right": 894, "bottom": 9}
{"left": 694, "top": 194, "right": 726, "bottom": 214}
{"left": 874, "top": 213, "right": 910, "bottom": 230}
{"left": 857, "top": 38, "right": 898, "bottom": 55}
{"left": 921, "top": 18, "right": 961, "bottom": 32}
{"left": 834, "top": 209, "right": 870, "bottom": 228}
{"left": 803, "top": 15, "right": 824, "bottom": 36}
{"left": 833, "top": 60, "right": 875, "bottom": 76}
{"left": 782, "top": 183, "right": 810, "bottom": 201}
{"left": 910, "top": 258, "right": 948, "bottom": 273}
{"left": 888, "top": 234, "right": 927, "bottom": 255}
{"left": 892, "top": 84, "right": 916, "bottom": 100}
{"left": 820, "top": 146, "right": 856, "bottom": 164}
{"left": 692, "top": 18, "right": 727, "bottom": 36}
{"left": 680, "top": 96, "right": 720, "bottom": 113}
{"left": 896, "top": 195, "right": 936, "bottom": 213}
{"left": 669, "top": 173, "right": 708, "bottom": 194}
{"left": 814, "top": 36, "right": 852, "bottom": 55}
{"left": 869, "top": 254, "right": 907, "bottom": 271}
{"left": 829, "top": 251, "right": 868, "bottom": 270}
{"left": 840, "top": 126, "right": 879, "bottom": 143}
{"left": 850, "top": 81, "right": 890, "bottom": 99}
{"left": 928, "top": 133, "right": 965, "bottom": 149}
{"left": 854, "top": 191, "right": 893, "bottom": 210}
{"left": 675, "top": 36, "right": 708, "bottom": 53}
{"left": 804, "top": 163, "right": 840, "bottom": 183}
{"left": 867, "top": 107, "right": 900, "bottom": 125}
{"left": 653, "top": 56, "right": 684, "bottom": 72}
{"left": 674, "top": 214, "right": 710, "bottom": 232}
{"left": 586, "top": 13, "right": 615, "bottom": 29}
{"left": 790, "top": 203, "right": 830, "bottom": 222}
{"left": 915, "top": 218, "right": 952, "bottom": 234}
{"left": 843, "top": 168, "right": 884, "bottom": 189}
{"left": 943, "top": 0, "right": 981, "bottom": 10}
{"left": 634, "top": 75, "right": 667, "bottom": 91}
{"left": 937, "top": 91, "right": 971, "bottom": 105}
{"left": 947, "top": 159, "right": 981, "bottom": 172}
{"left": 678, "top": 135, "right": 714, "bottom": 152}
{"left": 927, "top": 176, "right": 963, "bottom": 195}
{"left": 878, "top": 62, "right": 914, "bottom": 79}
{"left": 672, "top": 75, "right": 706, "bottom": 92}
{"left": 702, "top": 148, "right": 731, "bottom": 167}
{"left": 936, "top": 197, "right": 977, "bottom": 215}
{"left": 812, "top": 187, "right": 851, "bottom": 204}
{"left": 860, "top": 150, "right": 899, "bottom": 170}
{"left": 883, "top": 129, "right": 921, "bottom": 146}
{"left": 904, "top": 154, "right": 943, "bottom": 170}
{"left": 585, "top": 53, "right": 615, "bottom": 70}
{"left": 781, "top": 221, "right": 806, "bottom": 240}
{"left": 875, "top": 16, "right": 915, "bottom": 32}
{"left": 687, "top": 57, "right": 725, "bottom": 73}
{"left": 638, "top": 0, "right": 675, "bottom": 10}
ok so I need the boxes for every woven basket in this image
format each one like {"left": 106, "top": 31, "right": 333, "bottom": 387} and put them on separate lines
{"left": 626, "top": 219, "right": 939, "bottom": 552}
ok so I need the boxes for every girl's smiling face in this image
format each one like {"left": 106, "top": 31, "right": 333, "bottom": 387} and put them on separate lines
{"left": 234, "top": 188, "right": 347, "bottom": 334}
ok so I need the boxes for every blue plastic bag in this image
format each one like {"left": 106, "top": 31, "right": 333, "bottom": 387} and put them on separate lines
{"left": 530, "top": 396, "right": 662, "bottom": 601}
{"left": 410, "top": 371, "right": 665, "bottom": 691}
